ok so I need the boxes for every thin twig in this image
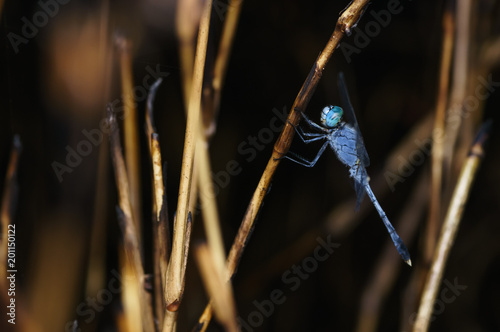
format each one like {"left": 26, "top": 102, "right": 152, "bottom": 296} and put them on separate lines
{"left": 151, "top": 133, "right": 169, "bottom": 323}
{"left": 197, "top": 123, "right": 227, "bottom": 276}
{"left": 176, "top": 0, "right": 202, "bottom": 107}
{"left": 442, "top": 0, "right": 471, "bottom": 172}
{"left": 204, "top": 0, "right": 244, "bottom": 136}
{"left": 145, "top": 78, "right": 168, "bottom": 323}
{"left": 85, "top": 0, "right": 112, "bottom": 298}
{"left": 413, "top": 120, "right": 491, "bottom": 332}
{"left": 146, "top": 78, "right": 163, "bottom": 147}
{"left": 108, "top": 107, "right": 156, "bottom": 332}
{"left": 195, "top": 243, "right": 238, "bottom": 332}
{"left": 116, "top": 35, "right": 143, "bottom": 247}
{"left": 426, "top": 4, "right": 454, "bottom": 263}
{"left": 166, "top": 0, "right": 213, "bottom": 315}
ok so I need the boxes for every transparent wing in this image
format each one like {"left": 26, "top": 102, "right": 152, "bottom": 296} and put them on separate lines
{"left": 337, "top": 72, "right": 370, "bottom": 168}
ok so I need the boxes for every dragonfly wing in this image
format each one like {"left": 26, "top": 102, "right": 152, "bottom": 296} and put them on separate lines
{"left": 350, "top": 163, "right": 369, "bottom": 211}
{"left": 338, "top": 72, "right": 370, "bottom": 168}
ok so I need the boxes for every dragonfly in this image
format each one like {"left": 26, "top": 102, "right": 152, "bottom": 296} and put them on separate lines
{"left": 285, "top": 72, "right": 411, "bottom": 266}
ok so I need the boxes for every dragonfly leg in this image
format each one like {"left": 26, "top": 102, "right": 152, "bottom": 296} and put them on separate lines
{"left": 294, "top": 108, "right": 329, "bottom": 133}
{"left": 290, "top": 122, "right": 327, "bottom": 144}
{"left": 284, "top": 140, "right": 329, "bottom": 167}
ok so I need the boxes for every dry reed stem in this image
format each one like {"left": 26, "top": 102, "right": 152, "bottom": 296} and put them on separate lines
{"left": 205, "top": 0, "right": 244, "bottom": 135}
{"left": 116, "top": 36, "right": 143, "bottom": 247}
{"left": 197, "top": 130, "right": 227, "bottom": 275}
{"left": 0, "top": 135, "right": 21, "bottom": 282}
{"left": 426, "top": 6, "right": 454, "bottom": 263}
{"left": 145, "top": 78, "right": 167, "bottom": 323}
{"left": 193, "top": 302, "right": 213, "bottom": 332}
{"left": 413, "top": 121, "right": 491, "bottom": 332}
{"left": 176, "top": 0, "right": 204, "bottom": 222}
{"left": 442, "top": 0, "right": 471, "bottom": 172}
{"left": 195, "top": 243, "right": 238, "bottom": 332}
{"left": 152, "top": 133, "right": 170, "bottom": 324}
{"left": 86, "top": 126, "right": 109, "bottom": 297}
{"left": 355, "top": 173, "right": 428, "bottom": 332}
{"left": 162, "top": 311, "right": 178, "bottom": 332}
{"left": 167, "top": 0, "right": 213, "bottom": 312}
{"left": 162, "top": 214, "right": 192, "bottom": 332}
{"left": 108, "top": 108, "right": 155, "bottom": 332}
{"left": 146, "top": 78, "right": 163, "bottom": 149}
{"left": 151, "top": 135, "right": 169, "bottom": 275}
{"left": 85, "top": 1, "right": 112, "bottom": 297}
{"left": 176, "top": 0, "right": 202, "bottom": 106}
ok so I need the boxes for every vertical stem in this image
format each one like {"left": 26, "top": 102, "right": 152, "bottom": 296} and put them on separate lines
{"left": 426, "top": 3, "right": 454, "bottom": 263}
{"left": 167, "top": 0, "right": 213, "bottom": 311}
{"left": 117, "top": 36, "right": 142, "bottom": 246}
{"left": 413, "top": 122, "right": 490, "bottom": 332}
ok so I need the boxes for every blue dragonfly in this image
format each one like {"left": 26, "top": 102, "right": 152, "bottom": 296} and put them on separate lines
{"left": 285, "top": 73, "right": 411, "bottom": 266}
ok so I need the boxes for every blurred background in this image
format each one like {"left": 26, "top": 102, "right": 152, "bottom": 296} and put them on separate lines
{"left": 1, "top": 0, "right": 500, "bottom": 331}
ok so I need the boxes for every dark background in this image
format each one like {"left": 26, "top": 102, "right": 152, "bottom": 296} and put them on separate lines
{"left": 1, "top": 0, "right": 500, "bottom": 331}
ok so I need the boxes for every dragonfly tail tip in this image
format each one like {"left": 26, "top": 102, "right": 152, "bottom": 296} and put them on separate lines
{"left": 405, "top": 258, "right": 412, "bottom": 267}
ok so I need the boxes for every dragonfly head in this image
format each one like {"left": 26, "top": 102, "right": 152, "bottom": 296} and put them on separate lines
{"left": 321, "top": 105, "right": 343, "bottom": 128}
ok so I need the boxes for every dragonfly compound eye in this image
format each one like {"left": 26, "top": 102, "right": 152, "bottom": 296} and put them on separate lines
{"left": 321, "top": 105, "right": 343, "bottom": 128}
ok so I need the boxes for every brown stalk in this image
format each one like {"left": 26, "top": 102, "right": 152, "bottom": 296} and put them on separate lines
{"left": 413, "top": 121, "right": 491, "bottom": 332}
{"left": 204, "top": 0, "right": 244, "bottom": 135}
{"left": 176, "top": 0, "right": 202, "bottom": 107}
{"left": 162, "top": 213, "right": 192, "bottom": 332}
{"left": 85, "top": 0, "right": 112, "bottom": 298}
{"left": 166, "top": 0, "right": 213, "bottom": 315}
{"left": 108, "top": 107, "right": 155, "bottom": 332}
{"left": 145, "top": 77, "right": 169, "bottom": 323}
{"left": 442, "top": 0, "right": 471, "bottom": 172}
{"left": 426, "top": 2, "right": 454, "bottom": 266}
{"left": 116, "top": 36, "right": 143, "bottom": 245}
{"left": 195, "top": 243, "right": 238, "bottom": 332}
{"left": 197, "top": 129, "right": 227, "bottom": 274}
{"left": 152, "top": 133, "right": 170, "bottom": 323}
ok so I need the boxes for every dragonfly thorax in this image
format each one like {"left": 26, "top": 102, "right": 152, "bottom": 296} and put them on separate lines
{"left": 321, "top": 105, "right": 343, "bottom": 128}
